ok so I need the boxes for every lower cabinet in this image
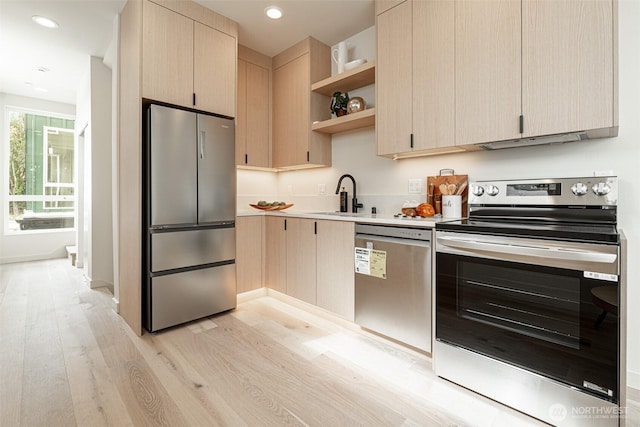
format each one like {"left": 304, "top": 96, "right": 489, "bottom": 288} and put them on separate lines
{"left": 236, "top": 216, "right": 263, "bottom": 293}
{"left": 285, "top": 218, "right": 317, "bottom": 304}
{"left": 263, "top": 216, "right": 355, "bottom": 320}
{"left": 316, "top": 220, "right": 355, "bottom": 321}
{"left": 264, "top": 216, "right": 286, "bottom": 293}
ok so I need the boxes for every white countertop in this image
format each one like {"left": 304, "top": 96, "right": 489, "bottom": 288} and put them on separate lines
{"left": 237, "top": 209, "right": 446, "bottom": 228}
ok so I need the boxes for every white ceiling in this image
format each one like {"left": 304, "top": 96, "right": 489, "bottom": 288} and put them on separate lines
{"left": 0, "top": 0, "right": 374, "bottom": 106}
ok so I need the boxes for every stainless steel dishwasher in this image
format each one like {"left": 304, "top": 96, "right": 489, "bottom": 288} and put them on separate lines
{"left": 354, "top": 224, "right": 432, "bottom": 352}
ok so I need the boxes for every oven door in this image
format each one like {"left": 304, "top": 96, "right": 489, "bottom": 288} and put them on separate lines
{"left": 436, "top": 231, "right": 620, "bottom": 403}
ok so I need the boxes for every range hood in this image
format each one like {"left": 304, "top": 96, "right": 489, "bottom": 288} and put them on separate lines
{"left": 476, "top": 126, "right": 618, "bottom": 151}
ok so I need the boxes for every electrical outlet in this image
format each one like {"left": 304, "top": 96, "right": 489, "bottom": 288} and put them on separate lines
{"left": 408, "top": 179, "right": 422, "bottom": 194}
{"left": 317, "top": 184, "right": 326, "bottom": 195}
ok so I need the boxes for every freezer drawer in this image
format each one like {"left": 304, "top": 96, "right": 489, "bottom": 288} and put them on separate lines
{"left": 355, "top": 234, "right": 431, "bottom": 352}
{"left": 151, "top": 227, "right": 235, "bottom": 272}
{"left": 149, "top": 263, "right": 236, "bottom": 331}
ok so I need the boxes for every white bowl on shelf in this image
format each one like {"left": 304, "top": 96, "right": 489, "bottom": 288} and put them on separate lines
{"left": 344, "top": 58, "right": 367, "bottom": 71}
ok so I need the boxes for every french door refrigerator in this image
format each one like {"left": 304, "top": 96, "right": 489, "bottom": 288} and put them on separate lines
{"left": 143, "top": 104, "right": 236, "bottom": 332}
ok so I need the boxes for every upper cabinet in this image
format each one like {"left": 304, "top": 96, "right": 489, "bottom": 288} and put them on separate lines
{"left": 376, "top": 0, "right": 617, "bottom": 157}
{"left": 521, "top": 0, "right": 616, "bottom": 138}
{"left": 237, "top": 45, "right": 271, "bottom": 168}
{"left": 141, "top": 0, "right": 236, "bottom": 117}
{"left": 377, "top": 0, "right": 455, "bottom": 157}
{"left": 455, "top": 0, "right": 521, "bottom": 145}
{"left": 272, "top": 37, "right": 331, "bottom": 169}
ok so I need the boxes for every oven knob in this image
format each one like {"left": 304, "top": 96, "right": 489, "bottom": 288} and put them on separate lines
{"left": 485, "top": 185, "right": 499, "bottom": 196}
{"left": 470, "top": 185, "right": 485, "bottom": 196}
{"left": 592, "top": 182, "right": 611, "bottom": 196}
{"left": 571, "top": 182, "right": 588, "bottom": 196}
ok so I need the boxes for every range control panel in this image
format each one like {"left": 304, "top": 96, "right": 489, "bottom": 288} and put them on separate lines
{"left": 469, "top": 177, "right": 618, "bottom": 206}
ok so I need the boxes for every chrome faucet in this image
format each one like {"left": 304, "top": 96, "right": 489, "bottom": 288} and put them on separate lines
{"left": 335, "top": 174, "right": 364, "bottom": 213}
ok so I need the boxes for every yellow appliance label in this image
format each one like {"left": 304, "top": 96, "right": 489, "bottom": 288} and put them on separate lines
{"left": 354, "top": 247, "right": 387, "bottom": 279}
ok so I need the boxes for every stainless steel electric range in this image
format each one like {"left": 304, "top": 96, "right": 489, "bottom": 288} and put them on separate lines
{"left": 435, "top": 176, "right": 625, "bottom": 427}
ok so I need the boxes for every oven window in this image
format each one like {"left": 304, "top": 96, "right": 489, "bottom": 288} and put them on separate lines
{"left": 459, "top": 263, "right": 580, "bottom": 349}
{"left": 437, "top": 253, "right": 619, "bottom": 402}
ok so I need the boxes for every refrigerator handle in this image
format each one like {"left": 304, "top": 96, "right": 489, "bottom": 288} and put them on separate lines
{"left": 199, "top": 131, "right": 205, "bottom": 159}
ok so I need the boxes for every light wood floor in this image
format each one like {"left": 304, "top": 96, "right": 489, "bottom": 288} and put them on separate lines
{"left": 1, "top": 258, "right": 638, "bottom": 427}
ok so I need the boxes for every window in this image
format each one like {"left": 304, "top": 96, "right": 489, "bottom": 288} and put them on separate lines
{"left": 6, "top": 107, "right": 75, "bottom": 232}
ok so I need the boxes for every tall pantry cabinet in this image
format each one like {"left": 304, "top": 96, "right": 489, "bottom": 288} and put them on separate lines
{"left": 118, "top": 0, "right": 238, "bottom": 334}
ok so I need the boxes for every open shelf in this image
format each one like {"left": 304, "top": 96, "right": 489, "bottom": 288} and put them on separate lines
{"left": 311, "top": 61, "right": 375, "bottom": 96}
{"left": 311, "top": 108, "right": 376, "bottom": 134}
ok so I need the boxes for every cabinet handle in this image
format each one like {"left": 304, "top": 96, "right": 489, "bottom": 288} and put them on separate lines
{"left": 284, "top": 219, "right": 287, "bottom": 231}
{"left": 307, "top": 151, "right": 310, "bottom": 162}
{"left": 245, "top": 154, "right": 248, "bottom": 164}
{"left": 314, "top": 221, "right": 317, "bottom": 235}
{"left": 199, "top": 131, "right": 205, "bottom": 159}
{"left": 193, "top": 93, "right": 196, "bottom": 106}
{"left": 519, "top": 115, "right": 524, "bottom": 134}
{"left": 410, "top": 133, "right": 414, "bottom": 149}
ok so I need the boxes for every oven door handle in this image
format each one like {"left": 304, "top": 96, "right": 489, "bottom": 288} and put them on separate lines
{"left": 437, "top": 235, "right": 617, "bottom": 264}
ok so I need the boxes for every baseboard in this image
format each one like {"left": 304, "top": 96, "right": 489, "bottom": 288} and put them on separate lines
{"left": 0, "top": 253, "right": 66, "bottom": 265}
{"left": 628, "top": 371, "right": 640, "bottom": 393}
{"left": 111, "top": 296, "right": 119, "bottom": 313}
{"left": 236, "top": 287, "right": 267, "bottom": 304}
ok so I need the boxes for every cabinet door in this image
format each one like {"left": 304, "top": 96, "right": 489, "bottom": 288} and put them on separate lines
{"left": 316, "top": 220, "right": 355, "bottom": 321}
{"left": 455, "top": 0, "right": 521, "bottom": 145}
{"left": 236, "top": 59, "right": 248, "bottom": 166}
{"left": 245, "top": 63, "right": 270, "bottom": 167}
{"left": 264, "top": 216, "right": 287, "bottom": 293}
{"left": 412, "top": 0, "right": 455, "bottom": 150}
{"left": 522, "top": 0, "right": 614, "bottom": 137}
{"left": 142, "top": 0, "right": 194, "bottom": 107}
{"left": 194, "top": 22, "right": 236, "bottom": 117}
{"left": 236, "top": 216, "right": 263, "bottom": 294}
{"left": 285, "top": 218, "right": 317, "bottom": 304}
{"left": 376, "top": 0, "right": 413, "bottom": 155}
{"left": 273, "top": 55, "right": 310, "bottom": 168}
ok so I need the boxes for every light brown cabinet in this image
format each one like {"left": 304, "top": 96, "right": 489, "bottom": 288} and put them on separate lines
{"left": 263, "top": 217, "right": 355, "bottom": 319}
{"left": 141, "top": 0, "right": 236, "bottom": 117}
{"left": 376, "top": 0, "right": 617, "bottom": 156}
{"left": 272, "top": 37, "right": 331, "bottom": 169}
{"left": 264, "top": 216, "right": 287, "bottom": 294}
{"left": 237, "top": 46, "right": 271, "bottom": 168}
{"left": 316, "top": 220, "right": 355, "bottom": 321}
{"left": 285, "top": 218, "right": 317, "bottom": 305}
{"left": 236, "top": 216, "right": 263, "bottom": 294}
{"left": 376, "top": 0, "right": 455, "bottom": 157}
{"left": 521, "top": 0, "right": 616, "bottom": 138}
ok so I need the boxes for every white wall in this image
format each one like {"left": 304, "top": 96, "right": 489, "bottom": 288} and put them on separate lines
{"left": 75, "top": 57, "right": 114, "bottom": 288}
{"left": 0, "top": 93, "right": 76, "bottom": 263}
{"left": 238, "top": 0, "right": 640, "bottom": 389}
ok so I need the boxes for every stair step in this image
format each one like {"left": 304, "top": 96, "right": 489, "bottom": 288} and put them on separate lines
{"left": 65, "top": 245, "right": 77, "bottom": 266}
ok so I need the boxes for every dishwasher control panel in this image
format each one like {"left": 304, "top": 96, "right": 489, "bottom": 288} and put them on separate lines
{"left": 355, "top": 224, "right": 432, "bottom": 241}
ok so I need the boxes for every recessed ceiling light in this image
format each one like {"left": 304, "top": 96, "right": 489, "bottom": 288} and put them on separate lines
{"left": 37, "top": 66, "right": 50, "bottom": 73}
{"left": 34, "top": 87, "right": 49, "bottom": 93}
{"left": 265, "top": 6, "right": 283, "bottom": 20}
{"left": 32, "top": 15, "right": 59, "bottom": 29}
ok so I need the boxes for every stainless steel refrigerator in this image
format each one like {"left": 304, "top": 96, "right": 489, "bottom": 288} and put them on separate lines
{"left": 143, "top": 104, "right": 236, "bottom": 332}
